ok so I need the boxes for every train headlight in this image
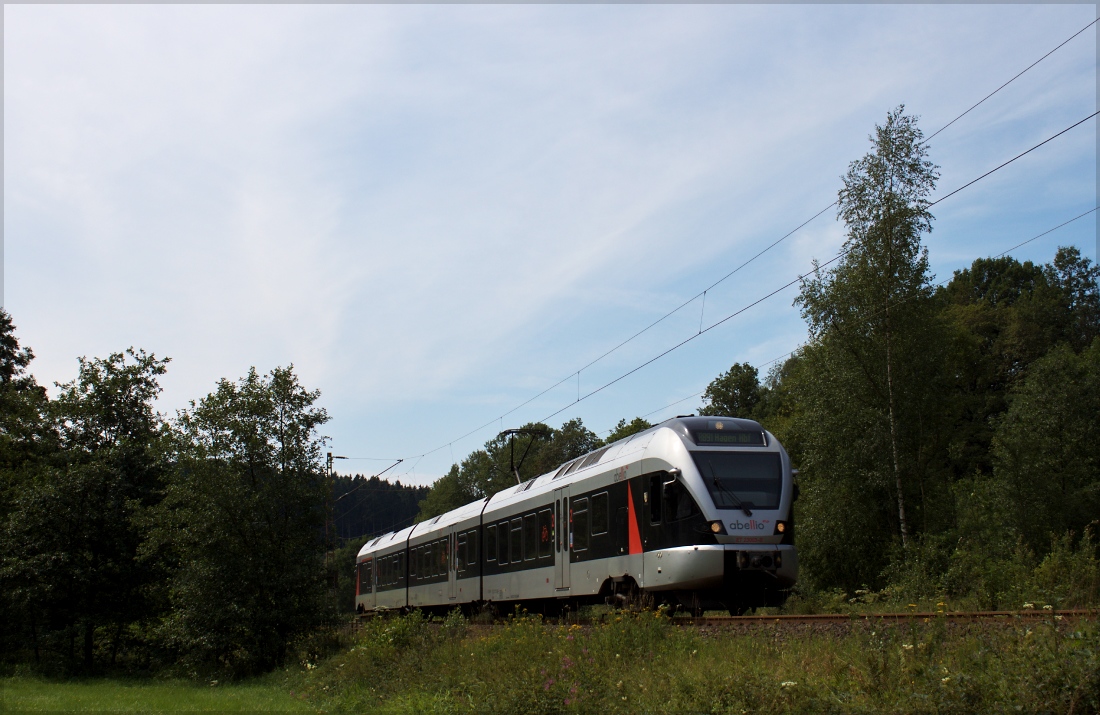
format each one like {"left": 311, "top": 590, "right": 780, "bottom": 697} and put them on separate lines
{"left": 776, "top": 521, "right": 786, "bottom": 534}
{"left": 709, "top": 521, "right": 725, "bottom": 534}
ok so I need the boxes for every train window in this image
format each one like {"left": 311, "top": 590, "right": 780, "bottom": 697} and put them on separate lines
{"left": 359, "top": 561, "right": 372, "bottom": 594}
{"left": 573, "top": 498, "right": 589, "bottom": 552}
{"left": 555, "top": 500, "right": 561, "bottom": 552}
{"left": 498, "top": 521, "right": 509, "bottom": 564}
{"left": 468, "top": 530, "right": 478, "bottom": 565}
{"left": 693, "top": 452, "right": 781, "bottom": 511}
{"left": 591, "top": 492, "right": 609, "bottom": 535}
{"left": 649, "top": 474, "right": 663, "bottom": 525}
{"left": 457, "top": 534, "right": 467, "bottom": 573}
{"left": 524, "top": 514, "right": 538, "bottom": 561}
{"left": 409, "top": 549, "right": 417, "bottom": 579}
{"left": 486, "top": 526, "right": 497, "bottom": 562}
{"left": 419, "top": 546, "right": 428, "bottom": 578}
{"left": 538, "top": 509, "right": 552, "bottom": 558}
{"left": 442, "top": 538, "right": 450, "bottom": 574}
{"left": 510, "top": 518, "right": 523, "bottom": 564}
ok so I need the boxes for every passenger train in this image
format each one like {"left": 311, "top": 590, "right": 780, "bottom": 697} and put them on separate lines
{"left": 355, "top": 416, "right": 798, "bottom": 616}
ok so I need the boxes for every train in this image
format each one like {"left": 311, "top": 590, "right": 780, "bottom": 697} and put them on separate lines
{"left": 355, "top": 415, "right": 798, "bottom": 617}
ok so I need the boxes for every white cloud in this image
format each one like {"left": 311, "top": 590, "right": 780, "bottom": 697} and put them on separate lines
{"left": 5, "top": 4, "right": 1094, "bottom": 480}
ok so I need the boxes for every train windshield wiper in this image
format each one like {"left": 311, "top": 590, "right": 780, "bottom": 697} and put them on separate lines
{"left": 705, "top": 461, "right": 752, "bottom": 516}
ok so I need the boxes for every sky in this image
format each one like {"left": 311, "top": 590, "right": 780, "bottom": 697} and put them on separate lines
{"left": 4, "top": 4, "right": 1097, "bottom": 487}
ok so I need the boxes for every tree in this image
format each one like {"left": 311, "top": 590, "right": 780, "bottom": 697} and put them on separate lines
{"left": 0, "top": 311, "right": 54, "bottom": 664}
{"left": 698, "top": 363, "right": 761, "bottom": 418}
{"left": 604, "top": 417, "right": 652, "bottom": 444}
{"left": 1048, "top": 246, "right": 1100, "bottom": 351}
{"left": 0, "top": 309, "right": 51, "bottom": 476}
{"left": 2, "top": 348, "right": 169, "bottom": 671}
{"left": 795, "top": 106, "right": 941, "bottom": 555}
{"left": 416, "top": 418, "right": 603, "bottom": 522}
{"left": 992, "top": 339, "right": 1100, "bottom": 553}
{"left": 151, "top": 366, "right": 331, "bottom": 675}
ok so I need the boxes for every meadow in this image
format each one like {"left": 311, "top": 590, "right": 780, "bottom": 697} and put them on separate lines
{"left": 0, "top": 673, "right": 315, "bottom": 713}
{"left": 4, "top": 607, "right": 1095, "bottom": 714}
{"left": 290, "top": 608, "right": 1097, "bottom": 715}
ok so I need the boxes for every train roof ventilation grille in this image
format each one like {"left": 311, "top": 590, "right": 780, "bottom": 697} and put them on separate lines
{"left": 579, "top": 446, "right": 611, "bottom": 469}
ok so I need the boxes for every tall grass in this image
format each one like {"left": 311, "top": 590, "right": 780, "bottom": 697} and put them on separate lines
{"left": 294, "top": 609, "right": 1099, "bottom": 714}
{"left": 1, "top": 673, "right": 315, "bottom": 712}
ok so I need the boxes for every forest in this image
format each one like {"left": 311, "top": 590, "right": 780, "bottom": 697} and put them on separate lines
{"left": 1, "top": 107, "right": 1096, "bottom": 679}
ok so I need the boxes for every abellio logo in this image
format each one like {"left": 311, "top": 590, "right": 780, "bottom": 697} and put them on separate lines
{"left": 729, "top": 519, "right": 770, "bottom": 531}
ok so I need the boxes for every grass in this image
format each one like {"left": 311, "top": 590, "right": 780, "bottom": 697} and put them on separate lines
{"left": 4, "top": 608, "right": 1095, "bottom": 714}
{"left": 291, "top": 608, "right": 1099, "bottom": 715}
{"left": 0, "top": 674, "right": 316, "bottom": 712}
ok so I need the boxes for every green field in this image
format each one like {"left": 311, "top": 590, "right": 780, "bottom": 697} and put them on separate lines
{"left": 289, "top": 610, "right": 1099, "bottom": 715}
{"left": 4, "top": 610, "right": 1097, "bottom": 715}
{"left": 1, "top": 675, "right": 315, "bottom": 713}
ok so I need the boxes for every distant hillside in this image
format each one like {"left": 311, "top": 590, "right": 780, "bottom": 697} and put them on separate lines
{"left": 333, "top": 475, "right": 429, "bottom": 542}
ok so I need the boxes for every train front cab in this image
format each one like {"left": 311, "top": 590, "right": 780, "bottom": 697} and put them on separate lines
{"left": 635, "top": 418, "right": 798, "bottom": 614}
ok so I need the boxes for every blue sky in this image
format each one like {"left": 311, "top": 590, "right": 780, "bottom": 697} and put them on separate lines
{"left": 4, "top": 4, "right": 1096, "bottom": 485}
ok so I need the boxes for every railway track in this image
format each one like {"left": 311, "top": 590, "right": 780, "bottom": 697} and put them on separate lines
{"left": 663, "top": 608, "right": 1096, "bottom": 626}
{"left": 351, "top": 608, "right": 1096, "bottom": 631}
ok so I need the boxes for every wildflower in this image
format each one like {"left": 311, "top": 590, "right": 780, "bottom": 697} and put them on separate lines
{"left": 616, "top": 681, "right": 623, "bottom": 689}
{"left": 1023, "top": 602, "right": 1034, "bottom": 609}
{"left": 907, "top": 604, "right": 917, "bottom": 609}
{"left": 780, "top": 681, "right": 797, "bottom": 688}
{"left": 901, "top": 644, "right": 914, "bottom": 651}
{"left": 615, "top": 653, "right": 620, "bottom": 658}
{"left": 1043, "top": 605, "right": 1053, "bottom": 611}
{"left": 942, "top": 676, "right": 951, "bottom": 683}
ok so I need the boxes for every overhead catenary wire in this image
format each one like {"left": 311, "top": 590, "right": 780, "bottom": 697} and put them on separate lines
{"left": 367, "top": 22, "right": 1097, "bottom": 470}
{"left": 607, "top": 204, "right": 1100, "bottom": 435}
{"left": 537, "top": 111, "right": 1098, "bottom": 425}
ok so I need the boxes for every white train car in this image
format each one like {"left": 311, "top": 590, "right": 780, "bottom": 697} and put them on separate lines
{"left": 356, "top": 416, "right": 798, "bottom": 616}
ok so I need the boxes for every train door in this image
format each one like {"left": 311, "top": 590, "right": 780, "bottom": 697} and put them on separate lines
{"left": 553, "top": 486, "right": 571, "bottom": 591}
{"left": 357, "top": 557, "right": 375, "bottom": 611}
{"left": 448, "top": 529, "right": 459, "bottom": 601}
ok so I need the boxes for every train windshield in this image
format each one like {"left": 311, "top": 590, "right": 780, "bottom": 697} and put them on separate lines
{"left": 692, "top": 452, "right": 781, "bottom": 510}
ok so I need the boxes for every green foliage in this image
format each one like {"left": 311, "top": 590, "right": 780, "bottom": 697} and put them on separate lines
{"left": 698, "top": 363, "right": 761, "bottom": 418}
{"left": 294, "top": 611, "right": 1099, "bottom": 714}
{"left": 794, "top": 106, "right": 945, "bottom": 564}
{"left": 603, "top": 417, "right": 651, "bottom": 444}
{"left": 992, "top": 339, "right": 1100, "bottom": 552}
{"left": 333, "top": 475, "right": 427, "bottom": 541}
{"left": 417, "top": 419, "right": 602, "bottom": 522}
{"left": 2, "top": 348, "right": 170, "bottom": 673}
{"left": 3, "top": 674, "right": 313, "bottom": 712}
{"left": 149, "top": 366, "right": 333, "bottom": 676}
{"left": 1031, "top": 528, "right": 1100, "bottom": 608}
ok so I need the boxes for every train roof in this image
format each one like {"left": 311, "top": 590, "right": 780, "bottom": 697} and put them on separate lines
{"left": 357, "top": 416, "right": 769, "bottom": 558}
